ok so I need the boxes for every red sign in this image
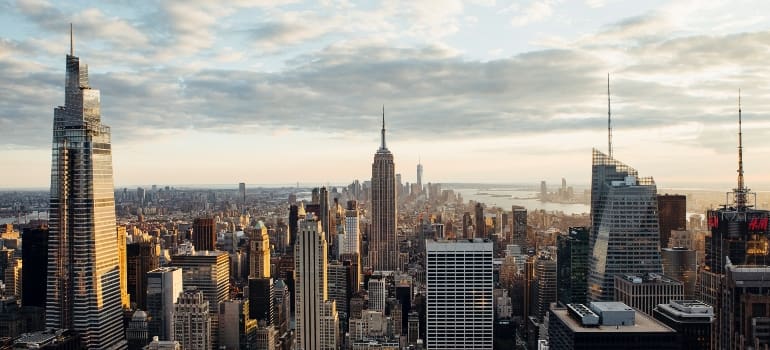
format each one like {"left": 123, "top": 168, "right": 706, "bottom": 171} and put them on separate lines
{"left": 708, "top": 213, "right": 719, "bottom": 229}
{"left": 748, "top": 217, "right": 769, "bottom": 231}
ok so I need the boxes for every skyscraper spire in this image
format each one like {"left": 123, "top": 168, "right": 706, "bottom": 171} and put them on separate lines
{"left": 736, "top": 89, "right": 747, "bottom": 209}
{"left": 70, "top": 23, "right": 73, "bottom": 56}
{"left": 380, "top": 105, "right": 387, "bottom": 150}
{"left": 607, "top": 73, "right": 613, "bottom": 158}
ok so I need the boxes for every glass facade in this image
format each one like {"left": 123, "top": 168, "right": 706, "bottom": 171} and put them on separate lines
{"left": 46, "top": 52, "right": 127, "bottom": 349}
{"left": 588, "top": 149, "right": 663, "bottom": 301}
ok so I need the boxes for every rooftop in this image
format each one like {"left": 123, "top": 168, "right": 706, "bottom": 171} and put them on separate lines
{"left": 552, "top": 305, "right": 674, "bottom": 334}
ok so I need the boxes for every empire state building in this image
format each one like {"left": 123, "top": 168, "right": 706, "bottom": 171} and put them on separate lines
{"left": 46, "top": 27, "right": 127, "bottom": 349}
{"left": 370, "top": 107, "right": 397, "bottom": 271}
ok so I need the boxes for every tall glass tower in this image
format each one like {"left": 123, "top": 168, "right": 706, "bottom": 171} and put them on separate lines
{"left": 370, "top": 107, "right": 397, "bottom": 271}
{"left": 587, "top": 149, "right": 663, "bottom": 301}
{"left": 46, "top": 27, "right": 127, "bottom": 349}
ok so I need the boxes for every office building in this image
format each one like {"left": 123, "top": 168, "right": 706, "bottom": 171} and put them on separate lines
{"left": 588, "top": 149, "right": 663, "bottom": 301}
{"left": 219, "top": 299, "right": 257, "bottom": 350}
{"left": 557, "top": 227, "right": 589, "bottom": 306}
{"left": 340, "top": 201, "right": 361, "bottom": 256}
{"left": 238, "top": 182, "right": 246, "bottom": 205}
{"left": 368, "top": 277, "right": 386, "bottom": 313}
{"left": 416, "top": 161, "right": 423, "bottom": 193}
{"left": 145, "top": 337, "right": 181, "bottom": 350}
{"left": 170, "top": 251, "right": 229, "bottom": 348}
{"left": 370, "top": 109, "right": 398, "bottom": 271}
{"left": 117, "top": 226, "right": 130, "bottom": 309}
{"left": 295, "top": 217, "right": 339, "bottom": 350}
{"left": 700, "top": 105, "right": 770, "bottom": 350}
{"left": 45, "top": 28, "right": 126, "bottom": 349}
{"left": 128, "top": 239, "right": 161, "bottom": 310}
{"left": 653, "top": 300, "right": 713, "bottom": 350}
{"left": 146, "top": 267, "right": 183, "bottom": 341}
{"left": 511, "top": 206, "right": 527, "bottom": 248}
{"left": 250, "top": 221, "right": 271, "bottom": 279}
{"left": 721, "top": 261, "right": 770, "bottom": 349}
{"left": 289, "top": 204, "right": 299, "bottom": 247}
{"left": 474, "top": 203, "right": 486, "bottom": 239}
{"left": 126, "top": 310, "right": 150, "bottom": 350}
{"left": 661, "top": 247, "right": 697, "bottom": 298}
{"left": 21, "top": 226, "right": 47, "bottom": 308}
{"left": 192, "top": 218, "right": 216, "bottom": 252}
{"left": 426, "top": 239, "right": 493, "bottom": 350}
{"left": 13, "top": 328, "right": 83, "bottom": 350}
{"left": 534, "top": 252, "right": 557, "bottom": 321}
{"left": 657, "top": 194, "right": 687, "bottom": 249}
{"left": 173, "top": 289, "right": 211, "bottom": 350}
{"left": 613, "top": 273, "right": 684, "bottom": 316}
{"left": 327, "top": 261, "right": 350, "bottom": 329}
{"left": 248, "top": 277, "right": 274, "bottom": 324}
{"left": 548, "top": 302, "right": 678, "bottom": 350}
{"left": 273, "top": 279, "right": 291, "bottom": 335}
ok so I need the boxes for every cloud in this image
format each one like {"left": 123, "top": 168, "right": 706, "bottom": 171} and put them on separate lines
{"left": 510, "top": 0, "right": 557, "bottom": 27}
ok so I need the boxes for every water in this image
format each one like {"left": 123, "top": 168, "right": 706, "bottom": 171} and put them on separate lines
{"left": 448, "top": 186, "right": 590, "bottom": 215}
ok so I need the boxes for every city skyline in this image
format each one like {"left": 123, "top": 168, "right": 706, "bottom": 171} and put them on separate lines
{"left": 3, "top": 1, "right": 770, "bottom": 188}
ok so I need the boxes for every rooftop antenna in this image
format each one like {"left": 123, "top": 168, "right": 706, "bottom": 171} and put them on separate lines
{"left": 736, "top": 89, "right": 747, "bottom": 209}
{"left": 380, "top": 105, "right": 386, "bottom": 150}
{"left": 607, "top": 73, "right": 613, "bottom": 158}
{"left": 70, "top": 23, "right": 74, "bottom": 56}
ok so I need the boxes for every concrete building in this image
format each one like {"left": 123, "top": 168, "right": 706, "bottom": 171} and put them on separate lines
{"left": 295, "top": 217, "right": 339, "bottom": 350}
{"left": 170, "top": 251, "right": 229, "bottom": 348}
{"left": 368, "top": 277, "right": 386, "bottom": 313}
{"left": 426, "top": 239, "right": 493, "bottom": 349}
{"left": 653, "top": 300, "right": 713, "bottom": 350}
{"left": 613, "top": 273, "right": 684, "bottom": 316}
{"left": 370, "top": 109, "right": 398, "bottom": 271}
{"left": 219, "top": 299, "right": 257, "bottom": 350}
{"left": 657, "top": 194, "right": 687, "bottom": 249}
{"left": 173, "top": 289, "right": 211, "bottom": 350}
{"left": 250, "top": 221, "right": 271, "bottom": 279}
{"left": 548, "top": 302, "right": 678, "bottom": 350}
{"left": 146, "top": 267, "right": 183, "bottom": 341}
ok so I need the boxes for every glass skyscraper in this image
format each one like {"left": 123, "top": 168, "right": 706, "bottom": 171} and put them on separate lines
{"left": 46, "top": 30, "right": 127, "bottom": 349}
{"left": 588, "top": 149, "right": 663, "bottom": 301}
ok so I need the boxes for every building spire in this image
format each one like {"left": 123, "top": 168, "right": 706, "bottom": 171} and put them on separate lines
{"left": 380, "top": 105, "right": 387, "bottom": 150}
{"left": 70, "top": 23, "right": 74, "bottom": 56}
{"left": 607, "top": 73, "right": 613, "bottom": 158}
{"left": 736, "top": 89, "right": 747, "bottom": 208}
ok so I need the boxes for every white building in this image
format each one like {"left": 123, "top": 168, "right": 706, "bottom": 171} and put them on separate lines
{"left": 368, "top": 278, "right": 386, "bottom": 313}
{"left": 295, "top": 216, "right": 339, "bottom": 350}
{"left": 426, "top": 239, "right": 493, "bottom": 350}
{"left": 147, "top": 267, "right": 183, "bottom": 341}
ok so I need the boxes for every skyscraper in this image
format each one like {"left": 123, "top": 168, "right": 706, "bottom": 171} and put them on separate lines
{"left": 370, "top": 107, "right": 397, "bottom": 271}
{"left": 117, "top": 226, "right": 130, "bottom": 309}
{"left": 250, "top": 221, "right": 271, "bottom": 279}
{"left": 416, "top": 159, "right": 423, "bottom": 193}
{"left": 588, "top": 149, "right": 663, "bottom": 301}
{"left": 45, "top": 26, "right": 126, "bottom": 349}
{"left": 147, "top": 267, "right": 183, "bottom": 341}
{"left": 21, "top": 225, "right": 47, "bottom": 309}
{"left": 557, "top": 227, "right": 589, "bottom": 306}
{"left": 295, "top": 216, "right": 339, "bottom": 350}
{"left": 657, "top": 194, "right": 687, "bottom": 248}
{"left": 192, "top": 217, "right": 216, "bottom": 252}
{"left": 171, "top": 251, "right": 229, "bottom": 348}
{"left": 127, "top": 238, "right": 161, "bottom": 310}
{"left": 474, "top": 202, "right": 486, "bottom": 239}
{"left": 511, "top": 206, "right": 527, "bottom": 248}
{"left": 238, "top": 182, "right": 246, "bottom": 205}
{"left": 700, "top": 98, "right": 770, "bottom": 349}
{"left": 173, "top": 289, "right": 211, "bottom": 350}
{"left": 426, "top": 239, "right": 493, "bottom": 349}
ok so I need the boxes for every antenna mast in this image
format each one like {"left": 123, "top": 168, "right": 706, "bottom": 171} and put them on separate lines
{"left": 608, "top": 73, "right": 613, "bottom": 158}
{"left": 70, "top": 23, "right": 74, "bottom": 56}
{"left": 736, "top": 90, "right": 747, "bottom": 209}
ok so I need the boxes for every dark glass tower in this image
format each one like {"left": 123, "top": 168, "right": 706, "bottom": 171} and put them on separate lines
{"left": 557, "top": 226, "right": 589, "bottom": 306}
{"left": 22, "top": 226, "right": 48, "bottom": 308}
{"left": 45, "top": 26, "right": 127, "bottom": 349}
{"left": 370, "top": 107, "right": 397, "bottom": 271}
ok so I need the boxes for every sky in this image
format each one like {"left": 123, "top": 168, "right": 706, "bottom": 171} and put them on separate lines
{"left": 2, "top": 0, "right": 770, "bottom": 189}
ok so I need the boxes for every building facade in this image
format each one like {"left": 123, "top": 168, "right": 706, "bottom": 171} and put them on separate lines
{"left": 426, "top": 239, "right": 493, "bottom": 349}
{"left": 173, "top": 289, "right": 211, "bottom": 350}
{"left": 147, "top": 267, "right": 184, "bottom": 341}
{"left": 557, "top": 227, "right": 589, "bottom": 306}
{"left": 45, "top": 31, "right": 126, "bottom": 349}
{"left": 588, "top": 149, "right": 663, "bottom": 301}
{"left": 370, "top": 111, "right": 398, "bottom": 271}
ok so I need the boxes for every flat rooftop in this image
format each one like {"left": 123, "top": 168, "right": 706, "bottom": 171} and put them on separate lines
{"left": 552, "top": 307, "right": 675, "bottom": 333}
